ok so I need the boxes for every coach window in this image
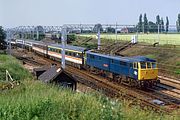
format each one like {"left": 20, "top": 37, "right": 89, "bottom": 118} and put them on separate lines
{"left": 73, "top": 52, "right": 76, "bottom": 57}
{"left": 98, "top": 56, "right": 101, "bottom": 61}
{"left": 76, "top": 53, "right": 81, "bottom": 58}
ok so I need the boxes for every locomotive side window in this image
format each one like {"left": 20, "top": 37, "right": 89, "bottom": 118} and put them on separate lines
{"left": 90, "top": 55, "right": 94, "bottom": 59}
{"left": 130, "top": 63, "right": 133, "bottom": 68}
{"left": 111, "top": 60, "right": 114, "bottom": 63}
{"left": 120, "top": 61, "right": 127, "bottom": 66}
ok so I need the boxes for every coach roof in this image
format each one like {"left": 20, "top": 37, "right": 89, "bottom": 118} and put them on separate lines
{"left": 49, "top": 44, "right": 87, "bottom": 52}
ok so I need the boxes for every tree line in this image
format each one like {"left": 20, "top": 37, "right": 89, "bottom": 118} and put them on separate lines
{"left": 138, "top": 13, "right": 180, "bottom": 33}
{"left": 137, "top": 13, "right": 169, "bottom": 33}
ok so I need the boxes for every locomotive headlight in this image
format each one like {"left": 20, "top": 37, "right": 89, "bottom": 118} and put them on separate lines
{"left": 134, "top": 71, "right": 137, "bottom": 75}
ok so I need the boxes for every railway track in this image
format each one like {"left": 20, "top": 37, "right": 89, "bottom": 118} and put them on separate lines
{"left": 158, "top": 76, "right": 180, "bottom": 89}
{"left": 66, "top": 66, "right": 179, "bottom": 112}
{"left": 12, "top": 49, "right": 180, "bottom": 114}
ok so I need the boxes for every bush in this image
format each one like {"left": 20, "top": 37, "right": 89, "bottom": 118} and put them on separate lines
{"left": 67, "top": 34, "right": 76, "bottom": 43}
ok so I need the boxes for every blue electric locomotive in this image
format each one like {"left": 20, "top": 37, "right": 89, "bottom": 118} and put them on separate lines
{"left": 86, "top": 51, "right": 158, "bottom": 86}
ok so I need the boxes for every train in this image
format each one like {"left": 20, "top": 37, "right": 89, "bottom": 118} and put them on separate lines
{"left": 10, "top": 39, "right": 159, "bottom": 87}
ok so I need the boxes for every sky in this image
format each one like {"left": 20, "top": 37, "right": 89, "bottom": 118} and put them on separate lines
{"left": 0, "top": 0, "right": 180, "bottom": 28}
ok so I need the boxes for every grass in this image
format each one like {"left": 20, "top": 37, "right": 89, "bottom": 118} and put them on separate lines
{"left": 1, "top": 80, "right": 179, "bottom": 120}
{"left": 79, "top": 33, "right": 180, "bottom": 45}
{"left": 0, "top": 55, "right": 33, "bottom": 81}
{"left": 0, "top": 55, "right": 180, "bottom": 120}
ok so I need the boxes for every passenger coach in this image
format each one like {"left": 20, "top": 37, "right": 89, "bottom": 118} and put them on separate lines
{"left": 48, "top": 44, "right": 87, "bottom": 68}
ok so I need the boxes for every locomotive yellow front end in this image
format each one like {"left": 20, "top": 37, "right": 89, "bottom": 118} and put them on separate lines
{"left": 138, "top": 62, "right": 158, "bottom": 81}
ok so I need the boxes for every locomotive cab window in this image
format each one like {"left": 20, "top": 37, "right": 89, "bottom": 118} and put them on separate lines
{"left": 152, "top": 62, "right": 157, "bottom": 68}
{"left": 140, "top": 62, "right": 146, "bottom": 69}
{"left": 147, "top": 62, "right": 152, "bottom": 69}
{"left": 133, "top": 62, "right": 138, "bottom": 69}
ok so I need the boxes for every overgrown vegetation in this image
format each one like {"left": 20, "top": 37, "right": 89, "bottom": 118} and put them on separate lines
{"left": 0, "top": 55, "right": 32, "bottom": 81}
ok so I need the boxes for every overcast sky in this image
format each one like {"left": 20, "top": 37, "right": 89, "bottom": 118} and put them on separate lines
{"left": 0, "top": 0, "right": 179, "bottom": 28}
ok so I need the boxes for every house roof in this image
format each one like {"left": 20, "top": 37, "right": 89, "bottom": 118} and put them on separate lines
{"left": 38, "top": 66, "right": 61, "bottom": 83}
{"left": 38, "top": 66, "right": 77, "bottom": 83}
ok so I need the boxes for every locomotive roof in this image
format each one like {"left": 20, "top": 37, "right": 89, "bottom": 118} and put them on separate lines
{"left": 86, "top": 51, "right": 156, "bottom": 63}
{"left": 49, "top": 44, "right": 87, "bottom": 52}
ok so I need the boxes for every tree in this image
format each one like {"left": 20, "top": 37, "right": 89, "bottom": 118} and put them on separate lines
{"left": 143, "top": 13, "right": 148, "bottom": 33}
{"left": 160, "top": 17, "right": 165, "bottom": 32}
{"left": 166, "top": 16, "right": 169, "bottom": 33}
{"left": 176, "top": 14, "right": 180, "bottom": 32}
{"left": 156, "top": 15, "right": 161, "bottom": 32}
{"left": 105, "top": 27, "right": 115, "bottom": 33}
{"left": 148, "top": 21, "right": 157, "bottom": 33}
{"left": 137, "top": 14, "right": 143, "bottom": 32}
{"left": 34, "top": 26, "right": 45, "bottom": 40}
{"left": 93, "top": 24, "right": 103, "bottom": 33}
{"left": 0, "top": 26, "right": 6, "bottom": 50}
